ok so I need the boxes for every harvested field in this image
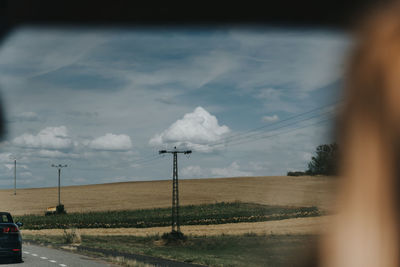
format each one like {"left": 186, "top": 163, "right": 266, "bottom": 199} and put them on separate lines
{"left": 22, "top": 215, "right": 332, "bottom": 237}
{"left": 0, "top": 176, "right": 337, "bottom": 215}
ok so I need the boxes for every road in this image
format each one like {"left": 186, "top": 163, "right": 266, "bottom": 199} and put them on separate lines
{"left": 0, "top": 244, "right": 114, "bottom": 267}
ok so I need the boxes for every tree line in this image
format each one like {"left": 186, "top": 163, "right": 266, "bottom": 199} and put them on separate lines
{"left": 287, "top": 143, "right": 338, "bottom": 176}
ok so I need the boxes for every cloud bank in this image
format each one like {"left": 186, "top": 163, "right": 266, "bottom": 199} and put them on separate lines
{"left": 13, "top": 126, "right": 73, "bottom": 150}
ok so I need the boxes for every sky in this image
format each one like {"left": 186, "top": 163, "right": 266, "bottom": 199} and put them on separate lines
{"left": 0, "top": 26, "right": 350, "bottom": 188}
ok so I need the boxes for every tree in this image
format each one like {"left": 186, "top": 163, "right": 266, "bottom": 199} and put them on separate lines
{"left": 307, "top": 143, "right": 338, "bottom": 176}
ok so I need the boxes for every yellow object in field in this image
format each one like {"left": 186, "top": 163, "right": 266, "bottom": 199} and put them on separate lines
{"left": 45, "top": 206, "right": 57, "bottom": 216}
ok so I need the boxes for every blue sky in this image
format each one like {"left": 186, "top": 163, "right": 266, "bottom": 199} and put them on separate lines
{"left": 0, "top": 26, "right": 349, "bottom": 188}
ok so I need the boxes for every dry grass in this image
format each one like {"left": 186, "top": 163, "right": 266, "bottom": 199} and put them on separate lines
{"left": 62, "top": 228, "right": 82, "bottom": 244}
{"left": 0, "top": 176, "right": 337, "bottom": 215}
{"left": 22, "top": 216, "right": 332, "bottom": 237}
{"left": 108, "top": 256, "right": 155, "bottom": 267}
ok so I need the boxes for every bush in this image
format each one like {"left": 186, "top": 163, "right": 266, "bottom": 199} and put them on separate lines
{"left": 287, "top": 171, "right": 307, "bottom": 176}
{"left": 62, "top": 228, "right": 81, "bottom": 244}
{"left": 162, "top": 231, "right": 187, "bottom": 242}
{"left": 307, "top": 143, "right": 339, "bottom": 176}
{"left": 56, "top": 204, "right": 67, "bottom": 215}
{"left": 45, "top": 211, "right": 56, "bottom": 216}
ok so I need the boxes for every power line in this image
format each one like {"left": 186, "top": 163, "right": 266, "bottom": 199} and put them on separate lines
{"left": 209, "top": 107, "right": 336, "bottom": 148}
{"left": 217, "top": 101, "right": 339, "bottom": 145}
{"left": 130, "top": 155, "right": 164, "bottom": 167}
{"left": 224, "top": 116, "right": 334, "bottom": 148}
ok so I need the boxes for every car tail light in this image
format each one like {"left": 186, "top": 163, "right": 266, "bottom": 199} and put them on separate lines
{"left": 12, "top": 249, "right": 20, "bottom": 252}
{"left": 3, "top": 226, "right": 19, "bottom": 233}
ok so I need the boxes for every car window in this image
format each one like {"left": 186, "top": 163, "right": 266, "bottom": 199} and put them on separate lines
{"left": 0, "top": 214, "right": 11, "bottom": 223}
{"left": 0, "top": 25, "right": 348, "bottom": 266}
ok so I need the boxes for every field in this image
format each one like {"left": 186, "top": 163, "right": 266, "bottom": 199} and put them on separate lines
{"left": 12, "top": 176, "right": 336, "bottom": 266}
{"left": 0, "top": 176, "right": 336, "bottom": 215}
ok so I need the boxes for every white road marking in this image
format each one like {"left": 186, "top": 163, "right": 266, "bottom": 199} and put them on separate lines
{"left": 22, "top": 248, "right": 78, "bottom": 267}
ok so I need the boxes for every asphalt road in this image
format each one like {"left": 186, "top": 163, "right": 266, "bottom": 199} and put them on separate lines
{"left": 0, "top": 244, "right": 114, "bottom": 267}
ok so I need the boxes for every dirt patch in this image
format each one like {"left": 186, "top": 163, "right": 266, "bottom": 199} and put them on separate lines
{"left": 21, "top": 216, "right": 332, "bottom": 237}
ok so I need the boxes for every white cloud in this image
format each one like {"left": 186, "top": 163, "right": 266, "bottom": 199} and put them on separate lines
{"left": 229, "top": 30, "right": 349, "bottom": 93}
{"left": 20, "top": 171, "right": 32, "bottom": 177}
{"left": 37, "top": 149, "right": 80, "bottom": 159}
{"left": 9, "top": 111, "right": 40, "bottom": 122}
{"left": 149, "top": 107, "right": 230, "bottom": 152}
{"left": 257, "top": 88, "right": 281, "bottom": 100}
{"left": 181, "top": 165, "right": 205, "bottom": 178}
{"left": 255, "top": 88, "right": 298, "bottom": 113}
{"left": 13, "top": 126, "right": 73, "bottom": 150}
{"left": 123, "top": 50, "right": 239, "bottom": 90}
{"left": 0, "top": 152, "right": 13, "bottom": 163}
{"left": 89, "top": 133, "right": 132, "bottom": 151}
{"left": 0, "top": 28, "right": 107, "bottom": 79}
{"left": 4, "top": 164, "right": 14, "bottom": 170}
{"left": 249, "top": 161, "right": 271, "bottom": 171}
{"left": 211, "top": 162, "right": 253, "bottom": 177}
{"left": 262, "top": 114, "right": 279, "bottom": 123}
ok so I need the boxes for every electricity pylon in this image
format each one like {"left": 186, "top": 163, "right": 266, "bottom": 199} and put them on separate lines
{"left": 159, "top": 147, "right": 192, "bottom": 235}
{"left": 51, "top": 164, "right": 68, "bottom": 206}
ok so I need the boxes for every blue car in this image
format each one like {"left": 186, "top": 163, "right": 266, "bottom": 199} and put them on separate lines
{"left": 0, "top": 212, "right": 23, "bottom": 262}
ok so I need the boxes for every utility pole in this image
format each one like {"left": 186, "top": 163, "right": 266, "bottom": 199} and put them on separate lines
{"left": 9, "top": 156, "right": 16, "bottom": 195}
{"left": 51, "top": 164, "right": 67, "bottom": 206}
{"left": 159, "top": 147, "right": 192, "bottom": 236}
